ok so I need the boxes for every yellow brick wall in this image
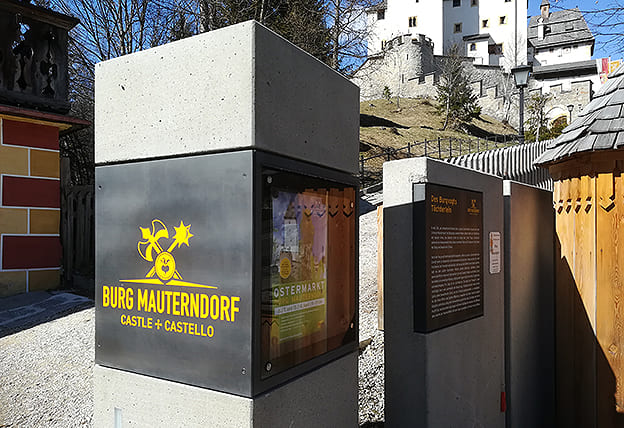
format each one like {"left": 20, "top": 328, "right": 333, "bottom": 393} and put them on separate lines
{"left": 0, "top": 271, "right": 27, "bottom": 297}
{"left": 0, "top": 208, "right": 28, "bottom": 234}
{"left": 29, "top": 270, "right": 61, "bottom": 292}
{"left": 31, "top": 149, "right": 60, "bottom": 178}
{"left": 30, "top": 210, "right": 60, "bottom": 234}
{"left": 0, "top": 144, "right": 28, "bottom": 175}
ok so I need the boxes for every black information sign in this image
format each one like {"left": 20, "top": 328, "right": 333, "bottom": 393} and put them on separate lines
{"left": 413, "top": 183, "right": 483, "bottom": 332}
{"left": 95, "top": 152, "right": 255, "bottom": 396}
{"left": 95, "top": 151, "right": 358, "bottom": 397}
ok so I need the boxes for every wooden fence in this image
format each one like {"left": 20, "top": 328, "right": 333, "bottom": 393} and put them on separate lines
{"left": 61, "top": 184, "right": 94, "bottom": 288}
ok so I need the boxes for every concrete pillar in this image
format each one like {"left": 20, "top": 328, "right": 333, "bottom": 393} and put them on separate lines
{"left": 94, "top": 21, "right": 359, "bottom": 428}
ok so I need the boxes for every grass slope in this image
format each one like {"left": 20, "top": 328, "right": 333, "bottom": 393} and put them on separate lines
{"left": 359, "top": 98, "right": 518, "bottom": 186}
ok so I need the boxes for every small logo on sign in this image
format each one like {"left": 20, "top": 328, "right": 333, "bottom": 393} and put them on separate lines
{"left": 120, "top": 219, "right": 217, "bottom": 289}
{"left": 467, "top": 199, "right": 480, "bottom": 215}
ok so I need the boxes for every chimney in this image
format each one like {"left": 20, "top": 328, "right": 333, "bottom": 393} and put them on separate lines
{"left": 540, "top": 0, "right": 550, "bottom": 19}
{"left": 538, "top": 20, "right": 544, "bottom": 39}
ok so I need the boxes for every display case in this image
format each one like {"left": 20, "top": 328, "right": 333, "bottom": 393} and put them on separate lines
{"left": 95, "top": 150, "right": 358, "bottom": 397}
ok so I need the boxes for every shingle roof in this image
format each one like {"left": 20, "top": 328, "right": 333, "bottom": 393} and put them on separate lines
{"left": 366, "top": 0, "right": 386, "bottom": 12}
{"left": 528, "top": 8, "right": 594, "bottom": 50}
{"left": 534, "top": 64, "right": 624, "bottom": 165}
{"left": 532, "top": 59, "right": 596, "bottom": 76}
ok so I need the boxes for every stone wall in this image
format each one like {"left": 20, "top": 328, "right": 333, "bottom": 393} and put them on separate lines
{"left": 352, "top": 34, "right": 593, "bottom": 130}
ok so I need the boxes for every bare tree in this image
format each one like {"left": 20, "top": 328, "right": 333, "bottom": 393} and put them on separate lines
{"left": 551, "top": 1, "right": 624, "bottom": 57}
{"left": 325, "top": 0, "right": 377, "bottom": 74}
{"left": 45, "top": 0, "right": 188, "bottom": 184}
{"left": 525, "top": 91, "right": 551, "bottom": 142}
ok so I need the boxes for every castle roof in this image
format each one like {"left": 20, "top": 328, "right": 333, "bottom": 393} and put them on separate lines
{"left": 463, "top": 33, "right": 491, "bottom": 42}
{"left": 540, "top": 0, "right": 550, "bottom": 7}
{"left": 535, "top": 63, "right": 624, "bottom": 166}
{"left": 528, "top": 8, "right": 594, "bottom": 51}
{"left": 532, "top": 59, "right": 596, "bottom": 78}
{"left": 366, "top": 0, "right": 386, "bottom": 12}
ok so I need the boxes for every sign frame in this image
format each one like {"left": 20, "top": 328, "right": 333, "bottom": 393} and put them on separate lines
{"left": 413, "top": 183, "right": 484, "bottom": 333}
{"left": 252, "top": 152, "right": 359, "bottom": 395}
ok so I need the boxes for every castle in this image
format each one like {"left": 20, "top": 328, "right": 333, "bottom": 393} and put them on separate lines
{"left": 354, "top": 0, "right": 600, "bottom": 129}
{"left": 366, "top": 0, "right": 527, "bottom": 68}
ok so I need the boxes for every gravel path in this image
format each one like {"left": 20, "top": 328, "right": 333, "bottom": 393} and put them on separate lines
{"left": 0, "top": 307, "right": 95, "bottom": 427}
{"left": 358, "top": 210, "right": 385, "bottom": 425}
{"left": 0, "top": 210, "right": 384, "bottom": 427}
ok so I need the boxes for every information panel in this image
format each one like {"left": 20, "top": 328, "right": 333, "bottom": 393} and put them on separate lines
{"left": 261, "top": 170, "right": 357, "bottom": 379}
{"left": 414, "top": 183, "right": 483, "bottom": 332}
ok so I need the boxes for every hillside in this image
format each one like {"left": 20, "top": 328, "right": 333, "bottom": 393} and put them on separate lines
{"left": 359, "top": 98, "right": 519, "bottom": 186}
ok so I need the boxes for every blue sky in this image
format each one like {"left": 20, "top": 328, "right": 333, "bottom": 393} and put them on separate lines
{"left": 527, "top": 0, "right": 620, "bottom": 59}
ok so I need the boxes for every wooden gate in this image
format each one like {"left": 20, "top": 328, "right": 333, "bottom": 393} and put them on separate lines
{"left": 61, "top": 184, "right": 94, "bottom": 289}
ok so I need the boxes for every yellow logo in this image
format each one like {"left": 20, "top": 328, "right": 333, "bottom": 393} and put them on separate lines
{"left": 279, "top": 257, "right": 292, "bottom": 279}
{"left": 468, "top": 199, "right": 480, "bottom": 215}
{"left": 120, "top": 219, "right": 217, "bottom": 289}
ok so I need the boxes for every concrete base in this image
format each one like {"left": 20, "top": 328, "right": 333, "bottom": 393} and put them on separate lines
{"left": 94, "top": 352, "right": 358, "bottom": 428}
{"left": 383, "top": 158, "right": 505, "bottom": 427}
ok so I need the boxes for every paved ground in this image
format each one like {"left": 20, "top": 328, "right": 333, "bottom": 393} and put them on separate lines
{"left": 0, "top": 291, "right": 93, "bottom": 338}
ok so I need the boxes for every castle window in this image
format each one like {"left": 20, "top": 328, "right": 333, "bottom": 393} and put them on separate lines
{"left": 504, "top": 0, "right": 511, "bottom": 2}
{"left": 488, "top": 43, "right": 502, "bottom": 55}
{"left": 470, "top": 43, "right": 477, "bottom": 51}
{"left": 499, "top": 16, "right": 507, "bottom": 24}
{"left": 377, "top": 10, "right": 385, "bottom": 20}
{"left": 409, "top": 16, "right": 417, "bottom": 27}
{"left": 454, "top": 23, "right": 462, "bottom": 33}
{"left": 471, "top": 0, "right": 478, "bottom": 5}
{"left": 453, "top": 0, "right": 461, "bottom": 7}
{"left": 482, "top": 19, "right": 489, "bottom": 28}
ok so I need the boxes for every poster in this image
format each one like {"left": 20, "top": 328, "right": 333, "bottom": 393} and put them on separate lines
{"left": 260, "top": 172, "right": 357, "bottom": 379}
{"left": 269, "top": 189, "right": 328, "bottom": 348}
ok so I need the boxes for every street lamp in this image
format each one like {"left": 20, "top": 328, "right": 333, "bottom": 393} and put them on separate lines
{"left": 567, "top": 104, "right": 574, "bottom": 124}
{"left": 511, "top": 64, "right": 532, "bottom": 143}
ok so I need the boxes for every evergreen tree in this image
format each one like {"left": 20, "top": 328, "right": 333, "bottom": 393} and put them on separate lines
{"left": 276, "top": 0, "right": 330, "bottom": 63}
{"left": 435, "top": 45, "right": 480, "bottom": 131}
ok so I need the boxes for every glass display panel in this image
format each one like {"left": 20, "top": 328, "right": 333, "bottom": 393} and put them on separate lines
{"left": 261, "top": 169, "right": 357, "bottom": 378}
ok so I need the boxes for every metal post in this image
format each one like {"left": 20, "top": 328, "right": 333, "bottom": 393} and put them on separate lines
{"left": 407, "top": 142, "right": 411, "bottom": 156}
{"left": 424, "top": 139, "right": 428, "bottom": 156}
{"left": 360, "top": 154, "right": 364, "bottom": 173}
{"left": 459, "top": 140, "right": 462, "bottom": 156}
{"left": 519, "top": 86, "right": 525, "bottom": 144}
{"left": 438, "top": 137, "right": 441, "bottom": 158}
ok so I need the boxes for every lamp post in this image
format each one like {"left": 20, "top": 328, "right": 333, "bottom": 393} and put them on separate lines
{"left": 511, "top": 64, "right": 532, "bottom": 143}
{"left": 567, "top": 104, "right": 574, "bottom": 124}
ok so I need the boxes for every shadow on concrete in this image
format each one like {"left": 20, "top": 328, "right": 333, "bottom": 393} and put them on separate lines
{"left": 0, "top": 291, "right": 93, "bottom": 338}
{"left": 360, "top": 422, "right": 384, "bottom": 427}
